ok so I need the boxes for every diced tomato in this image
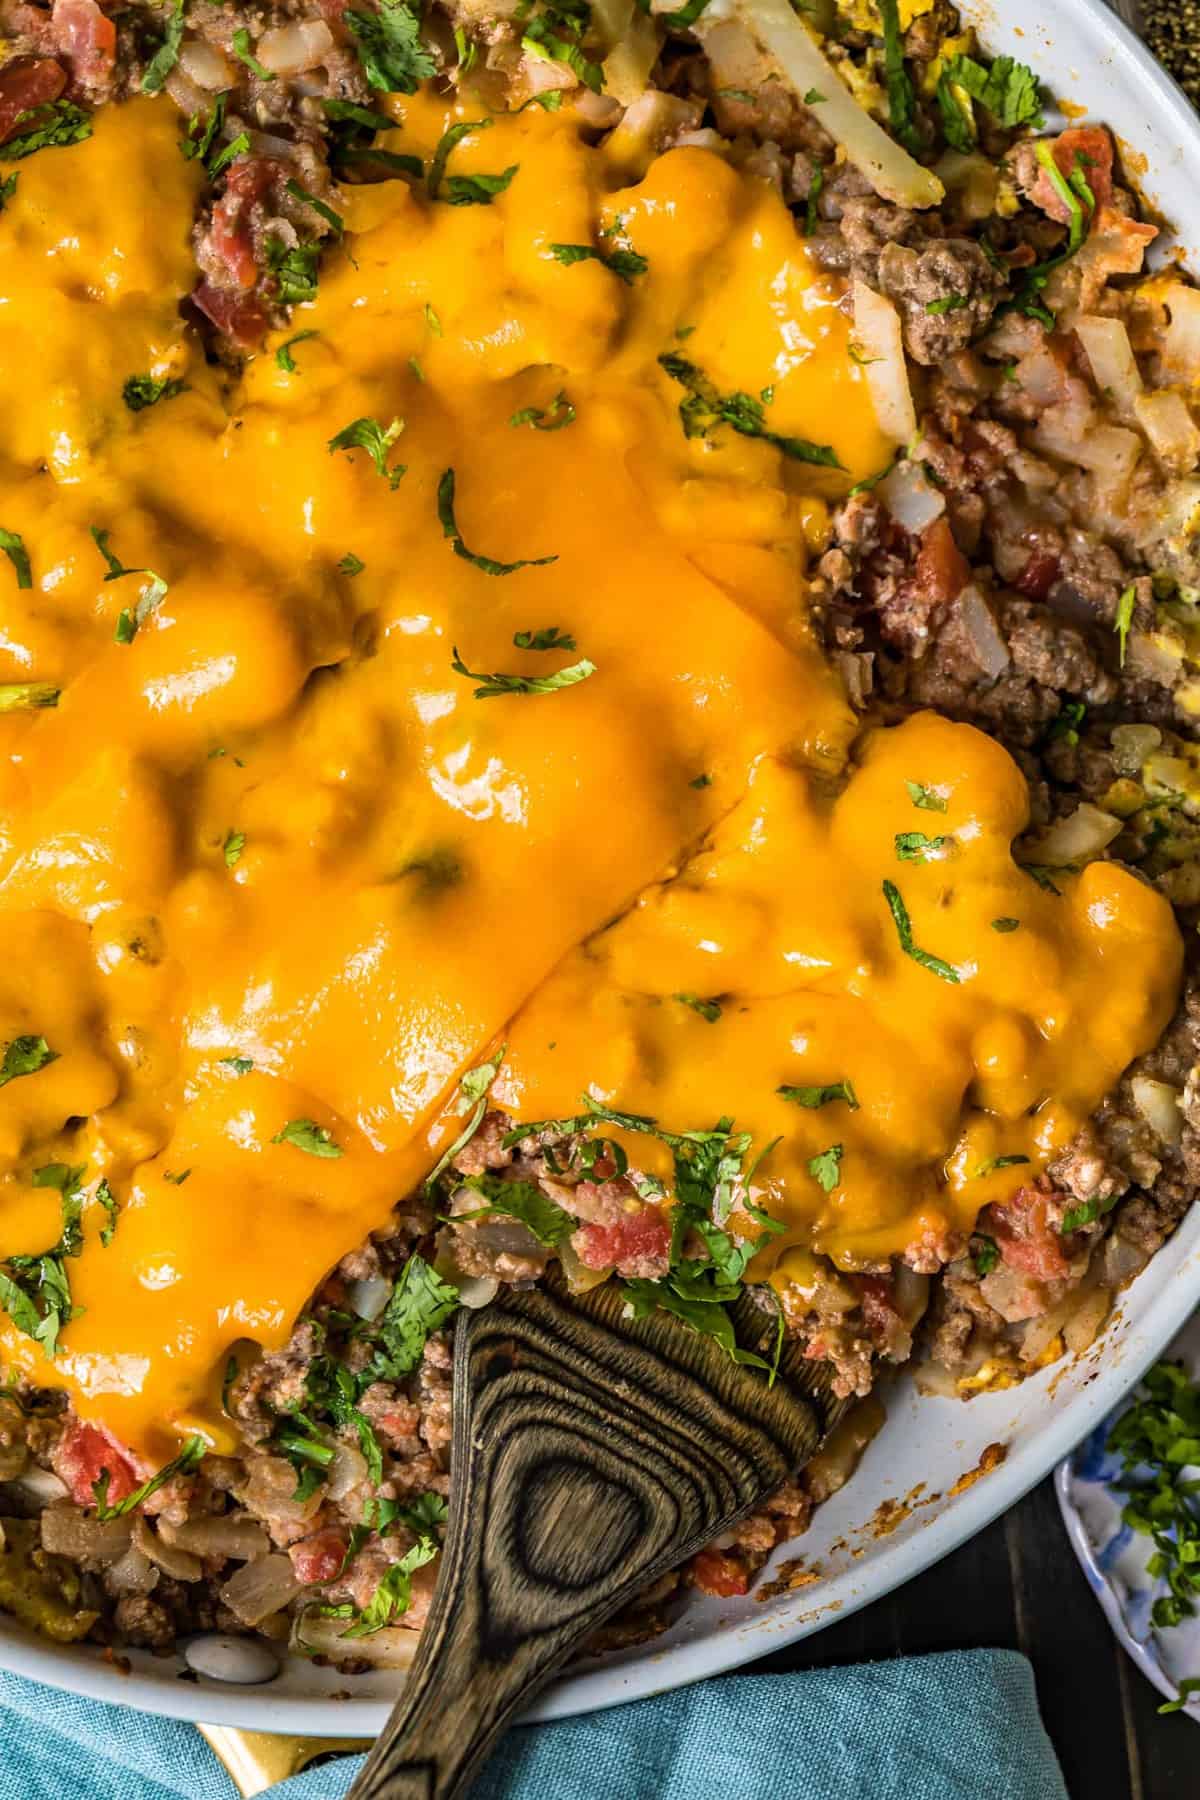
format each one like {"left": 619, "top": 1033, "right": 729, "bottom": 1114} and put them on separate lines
{"left": 288, "top": 1528, "right": 348, "bottom": 1586}
{"left": 53, "top": 1420, "right": 141, "bottom": 1509}
{"left": 206, "top": 157, "right": 280, "bottom": 293}
{"left": 50, "top": 0, "right": 116, "bottom": 85}
{"left": 1015, "top": 549, "right": 1061, "bottom": 601}
{"left": 0, "top": 58, "right": 66, "bottom": 146}
{"left": 988, "top": 1183, "right": 1072, "bottom": 1281}
{"left": 913, "top": 517, "right": 970, "bottom": 607}
{"left": 191, "top": 280, "right": 271, "bottom": 348}
{"left": 1033, "top": 126, "right": 1114, "bottom": 224}
{"left": 573, "top": 1207, "right": 672, "bottom": 1278}
{"left": 689, "top": 1548, "right": 750, "bottom": 1598}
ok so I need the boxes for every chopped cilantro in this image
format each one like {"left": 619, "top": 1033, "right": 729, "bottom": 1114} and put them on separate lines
{"left": 510, "top": 392, "right": 575, "bottom": 431}
{"left": 991, "top": 917, "right": 1020, "bottom": 933}
{"left": 778, "top": 1081, "right": 858, "bottom": 1111}
{"left": 437, "top": 468, "right": 558, "bottom": 576}
{"left": 0, "top": 1165, "right": 87, "bottom": 1358}
{"left": 1048, "top": 699, "right": 1086, "bottom": 746}
{"left": 690, "top": 773, "right": 712, "bottom": 789}
{"left": 164, "top": 1169, "right": 191, "bottom": 1186}
{"left": 905, "top": 780, "right": 948, "bottom": 812}
{"left": 452, "top": 1172, "right": 574, "bottom": 1246}
{"left": 231, "top": 27, "right": 276, "bottom": 78}
{"left": 286, "top": 178, "right": 344, "bottom": 238}
{"left": 275, "top": 330, "right": 319, "bottom": 374}
{"left": 876, "top": 0, "right": 921, "bottom": 156}
{"left": 803, "top": 87, "right": 825, "bottom": 104}
{"left": 90, "top": 527, "right": 168, "bottom": 643}
{"left": 895, "top": 830, "right": 952, "bottom": 861}
{"left": 360, "top": 1252, "right": 459, "bottom": 1384}
{"left": 344, "top": 1537, "right": 439, "bottom": 1636}
{"left": 1107, "top": 1361, "right": 1200, "bottom": 1630}
{"left": 0, "top": 1036, "right": 57, "bottom": 1088}
{"left": 219, "top": 1055, "right": 254, "bottom": 1076}
{"left": 265, "top": 237, "right": 321, "bottom": 306}
{"left": 925, "top": 294, "right": 968, "bottom": 315}
{"left": 222, "top": 830, "right": 245, "bottom": 868}
{"left": 1060, "top": 1192, "right": 1118, "bottom": 1233}
{"left": 658, "top": 353, "right": 841, "bottom": 467}
{"left": 521, "top": 6, "right": 603, "bottom": 94}
{"left": 937, "top": 53, "right": 1043, "bottom": 154}
{"left": 1, "top": 100, "right": 92, "bottom": 161}
{"left": 142, "top": 0, "right": 186, "bottom": 94}
{"left": 674, "top": 993, "right": 722, "bottom": 1023}
{"left": 451, "top": 646, "right": 594, "bottom": 697}
{"left": 96, "top": 1178, "right": 119, "bottom": 1247}
{"left": 424, "top": 1045, "right": 506, "bottom": 1192}
{"left": 974, "top": 1153, "right": 1031, "bottom": 1179}
{"left": 272, "top": 1118, "right": 344, "bottom": 1158}
{"left": 1033, "top": 139, "right": 1088, "bottom": 257}
{"left": 424, "top": 302, "right": 443, "bottom": 336}
{"left": 427, "top": 118, "right": 490, "bottom": 199}
{"left": 328, "top": 417, "right": 406, "bottom": 489}
{"left": 882, "top": 879, "right": 961, "bottom": 984}
{"left": 338, "top": 553, "right": 366, "bottom": 577}
{"left": 93, "top": 1435, "right": 205, "bottom": 1520}
{"left": 123, "top": 374, "right": 188, "bottom": 412}
{"left": 346, "top": 0, "right": 436, "bottom": 93}
{"left": 549, "top": 241, "right": 647, "bottom": 284}
{"left": 0, "top": 529, "right": 32, "bottom": 591}
{"left": 0, "top": 172, "right": 17, "bottom": 211}
{"left": 808, "top": 1144, "right": 843, "bottom": 1193}
{"left": 514, "top": 626, "right": 575, "bottom": 650}
{"left": 322, "top": 98, "right": 395, "bottom": 134}
{"left": 446, "top": 164, "right": 518, "bottom": 205}
{"left": 1160, "top": 1678, "right": 1200, "bottom": 1716}
{"left": 972, "top": 1234, "right": 999, "bottom": 1276}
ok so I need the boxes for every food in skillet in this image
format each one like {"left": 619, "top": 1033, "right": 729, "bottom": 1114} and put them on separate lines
{"left": 0, "top": 0, "right": 1197, "bottom": 1659}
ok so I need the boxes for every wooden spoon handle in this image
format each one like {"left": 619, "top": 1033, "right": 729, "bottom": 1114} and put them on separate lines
{"left": 346, "top": 1279, "right": 832, "bottom": 1800}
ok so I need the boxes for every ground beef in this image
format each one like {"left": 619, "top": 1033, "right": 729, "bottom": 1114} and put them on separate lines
{"left": 876, "top": 238, "right": 1007, "bottom": 365}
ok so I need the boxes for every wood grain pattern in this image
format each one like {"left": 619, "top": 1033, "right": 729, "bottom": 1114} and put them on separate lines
{"left": 346, "top": 1275, "right": 843, "bottom": 1800}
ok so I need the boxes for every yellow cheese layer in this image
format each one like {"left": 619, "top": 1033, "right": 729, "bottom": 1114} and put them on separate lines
{"left": 0, "top": 96, "right": 1182, "bottom": 1459}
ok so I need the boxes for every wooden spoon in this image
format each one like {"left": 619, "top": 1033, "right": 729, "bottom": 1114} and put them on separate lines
{"left": 345, "top": 1270, "right": 845, "bottom": 1800}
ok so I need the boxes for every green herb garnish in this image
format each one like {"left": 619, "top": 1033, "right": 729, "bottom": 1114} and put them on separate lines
{"left": 142, "top": 0, "right": 186, "bottom": 94}
{"left": 905, "top": 780, "right": 948, "bottom": 812}
{"left": 0, "top": 1037, "right": 57, "bottom": 1088}
{"left": 272, "top": 1118, "right": 343, "bottom": 1158}
{"left": 510, "top": 392, "right": 575, "bottom": 431}
{"left": 1115, "top": 584, "right": 1136, "bottom": 667}
{"left": 328, "top": 417, "right": 406, "bottom": 489}
{"left": 658, "top": 353, "right": 840, "bottom": 467}
{"left": 346, "top": 0, "right": 436, "bottom": 93}
{"left": 1, "top": 100, "right": 92, "bottom": 161}
{"left": 231, "top": 27, "right": 275, "bottom": 78}
{"left": 276, "top": 330, "right": 319, "bottom": 373}
{"left": 0, "top": 529, "right": 32, "bottom": 591}
{"left": 1107, "top": 1361, "right": 1200, "bottom": 1629}
{"left": 451, "top": 1172, "right": 574, "bottom": 1246}
{"left": 90, "top": 527, "right": 168, "bottom": 643}
{"left": 437, "top": 468, "right": 557, "bottom": 576}
{"left": 778, "top": 1081, "right": 858, "bottom": 1111}
{"left": 808, "top": 1144, "right": 843, "bottom": 1193}
{"left": 674, "top": 993, "right": 722, "bottom": 1023}
{"left": 93, "top": 1435, "right": 205, "bottom": 1520}
{"left": 882, "top": 879, "right": 961, "bottom": 984}
{"left": 123, "top": 374, "right": 188, "bottom": 412}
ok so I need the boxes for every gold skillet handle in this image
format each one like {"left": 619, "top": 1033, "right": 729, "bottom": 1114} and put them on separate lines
{"left": 197, "top": 1725, "right": 371, "bottom": 1797}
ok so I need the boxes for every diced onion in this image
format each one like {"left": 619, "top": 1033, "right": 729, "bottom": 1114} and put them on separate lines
{"left": 1134, "top": 391, "right": 1200, "bottom": 475}
{"left": 1110, "top": 723, "right": 1161, "bottom": 774}
{"left": 159, "top": 1513, "right": 270, "bottom": 1561}
{"left": 291, "top": 1611, "right": 420, "bottom": 1666}
{"left": 178, "top": 38, "right": 232, "bottom": 90}
{"left": 593, "top": 0, "right": 660, "bottom": 106}
{"left": 1034, "top": 416, "right": 1142, "bottom": 486}
{"left": 878, "top": 460, "right": 945, "bottom": 534}
{"left": 133, "top": 1515, "right": 203, "bottom": 1583}
{"left": 13, "top": 1468, "right": 68, "bottom": 1505}
{"left": 220, "top": 1554, "right": 303, "bottom": 1628}
{"left": 959, "top": 584, "right": 1011, "bottom": 679}
{"left": 326, "top": 1442, "right": 368, "bottom": 1502}
{"left": 933, "top": 151, "right": 998, "bottom": 221}
{"left": 40, "top": 1506, "right": 132, "bottom": 1565}
{"left": 107, "top": 1546, "right": 160, "bottom": 1596}
{"left": 852, "top": 281, "right": 916, "bottom": 444}
{"left": 256, "top": 19, "right": 334, "bottom": 76}
{"left": 604, "top": 91, "right": 705, "bottom": 178}
{"left": 1160, "top": 283, "right": 1200, "bottom": 383}
{"left": 697, "top": 0, "right": 943, "bottom": 208}
{"left": 454, "top": 1273, "right": 501, "bottom": 1309}
{"left": 1027, "top": 802, "right": 1122, "bottom": 867}
{"left": 1074, "top": 315, "right": 1142, "bottom": 413}
{"left": 346, "top": 1276, "right": 390, "bottom": 1323}
{"left": 1131, "top": 1076, "right": 1185, "bottom": 1147}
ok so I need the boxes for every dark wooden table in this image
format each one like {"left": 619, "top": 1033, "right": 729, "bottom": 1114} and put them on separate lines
{"left": 751, "top": 1475, "right": 1192, "bottom": 1797}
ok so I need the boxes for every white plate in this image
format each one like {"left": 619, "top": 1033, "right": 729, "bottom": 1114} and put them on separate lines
{"left": 4, "top": 0, "right": 1200, "bottom": 1736}
{"left": 1057, "top": 1310, "right": 1200, "bottom": 1722}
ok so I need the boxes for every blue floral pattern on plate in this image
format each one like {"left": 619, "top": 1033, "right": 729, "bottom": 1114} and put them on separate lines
{"left": 1056, "top": 1313, "right": 1200, "bottom": 1721}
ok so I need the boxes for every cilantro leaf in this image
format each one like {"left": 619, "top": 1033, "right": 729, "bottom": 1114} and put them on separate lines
{"left": 437, "top": 469, "right": 558, "bottom": 576}
{"left": 1060, "top": 1192, "right": 1118, "bottom": 1233}
{"left": 972, "top": 1234, "right": 999, "bottom": 1276}
{"left": 338, "top": 552, "right": 365, "bottom": 577}
{"left": 231, "top": 27, "right": 276, "bottom": 79}
{"left": 778, "top": 1080, "right": 858, "bottom": 1111}
{"left": 286, "top": 178, "right": 344, "bottom": 238}
{"left": 0, "top": 529, "right": 32, "bottom": 591}
{"left": 452, "top": 1172, "right": 574, "bottom": 1246}
{"left": 142, "top": 0, "right": 186, "bottom": 94}
{"left": 451, "top": 646, "right": 594, "bottom": 697}
{"left": 265, "top": 236, "right": 321, "bottom": 306}
{"left": 93, "top": 1435, "right": 205, "bottom": 1520}
{"left": 328, "top": 416, "right": 406, "bottom": 489}
{"left": 222, "top": 829, "right": 245, "bottom": 867}
{"left": 428, "top": 119, "right": 487, "bottom": 200}
{"left": 991, "top": 917, "right": 1020, "bottom": 933}
{"left": 346, "top": 0, "right": 436, "bottom": 94}
{"left": 0, "top": 1165, "right": 87, "bottom": 1357}
{"left": 510, "top": 392, "right": 575, "bottom": 432}
{"left": 276, "top": 330, "right": 319, "bottom": 374}
{"left": 1, "top": 100, "right": 92, "bottom": 161}
{"left": 549, "top": 241, "right": 647, "bottom": 284}
{"left": 876, "top": 0, "right": 922, "bottom": 156}
{"left": 937, "top": 53, "right": 1043, "bottom": 152}
{"left": 272, "top": 1118, "right": 344, "bottom": 1158}
{"left": 513, "top": 626, "right": 576, "bottom": 650}
{"left": 905, "top": 780, "right": 947, "bottom": 812}
{"left": 808, "top": 1144, "right": 843, "bottom": 1193}
{"left": 96, "top": 1178, "right": 119, "bottom": 1247}
{"left": 895, "top": 830, "right": 952, "bottom": 861}
{"left": 90, "top": 528, "right": 169, "bottom": 643}
{"left": 882, "top": 879, "right": 961, "bottom": 984}
{"left": 424, "top": 1045, "right": 506, "bottom": 1192}
{"left": 974, "top": 1153, "right": 1031, "bottom": 1178}
{"left": 521, "top": 11, "right": 603, "bottom": 94}
{"left": 123, "top": 374, "right": 188, "bottom": 412}
{"left": 218, "top": 1055, "right": 254, "bottom": 1075}
{"left": 658, "top": 353, "right": 841, "bottom": 467}
{"left": 674, "top": 993, "right": 722, "bottom": 1023}
{"left": 361, "top": 1253, "right": 459, "bottom": 1384}
{"left": 0, "top": 1036, "right": 57, "bottom": 1088}
{"left": 1115, "top": 583, "right": 1136, "bottom": 667}
{"left": 1108, "top": 1362, "right": 1200, "bottom": 1630}
{"left": 343, "top": 1537, "right": 439, "bottom": 1635}
{"left": 0, "top": 172, "right": 17, "bottom": 212}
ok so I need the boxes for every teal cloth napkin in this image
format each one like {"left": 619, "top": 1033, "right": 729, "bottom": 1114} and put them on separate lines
{"left": 0, "top": 1648, "right": 1066, "bottom": 1799}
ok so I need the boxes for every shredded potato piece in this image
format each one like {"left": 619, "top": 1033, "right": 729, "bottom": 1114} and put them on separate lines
{"left": 697, "top": 0, "right": 943, "bottom": 208}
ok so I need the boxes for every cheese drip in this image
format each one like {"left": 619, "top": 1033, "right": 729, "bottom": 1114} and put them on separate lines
{"left": 0, "top": 97, "right": 1181, "bottom": 1457}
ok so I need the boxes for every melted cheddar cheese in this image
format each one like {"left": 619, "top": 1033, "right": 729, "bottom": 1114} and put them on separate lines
{"left": 0, "top": 96, "right": 1183, "bottom": 1460}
